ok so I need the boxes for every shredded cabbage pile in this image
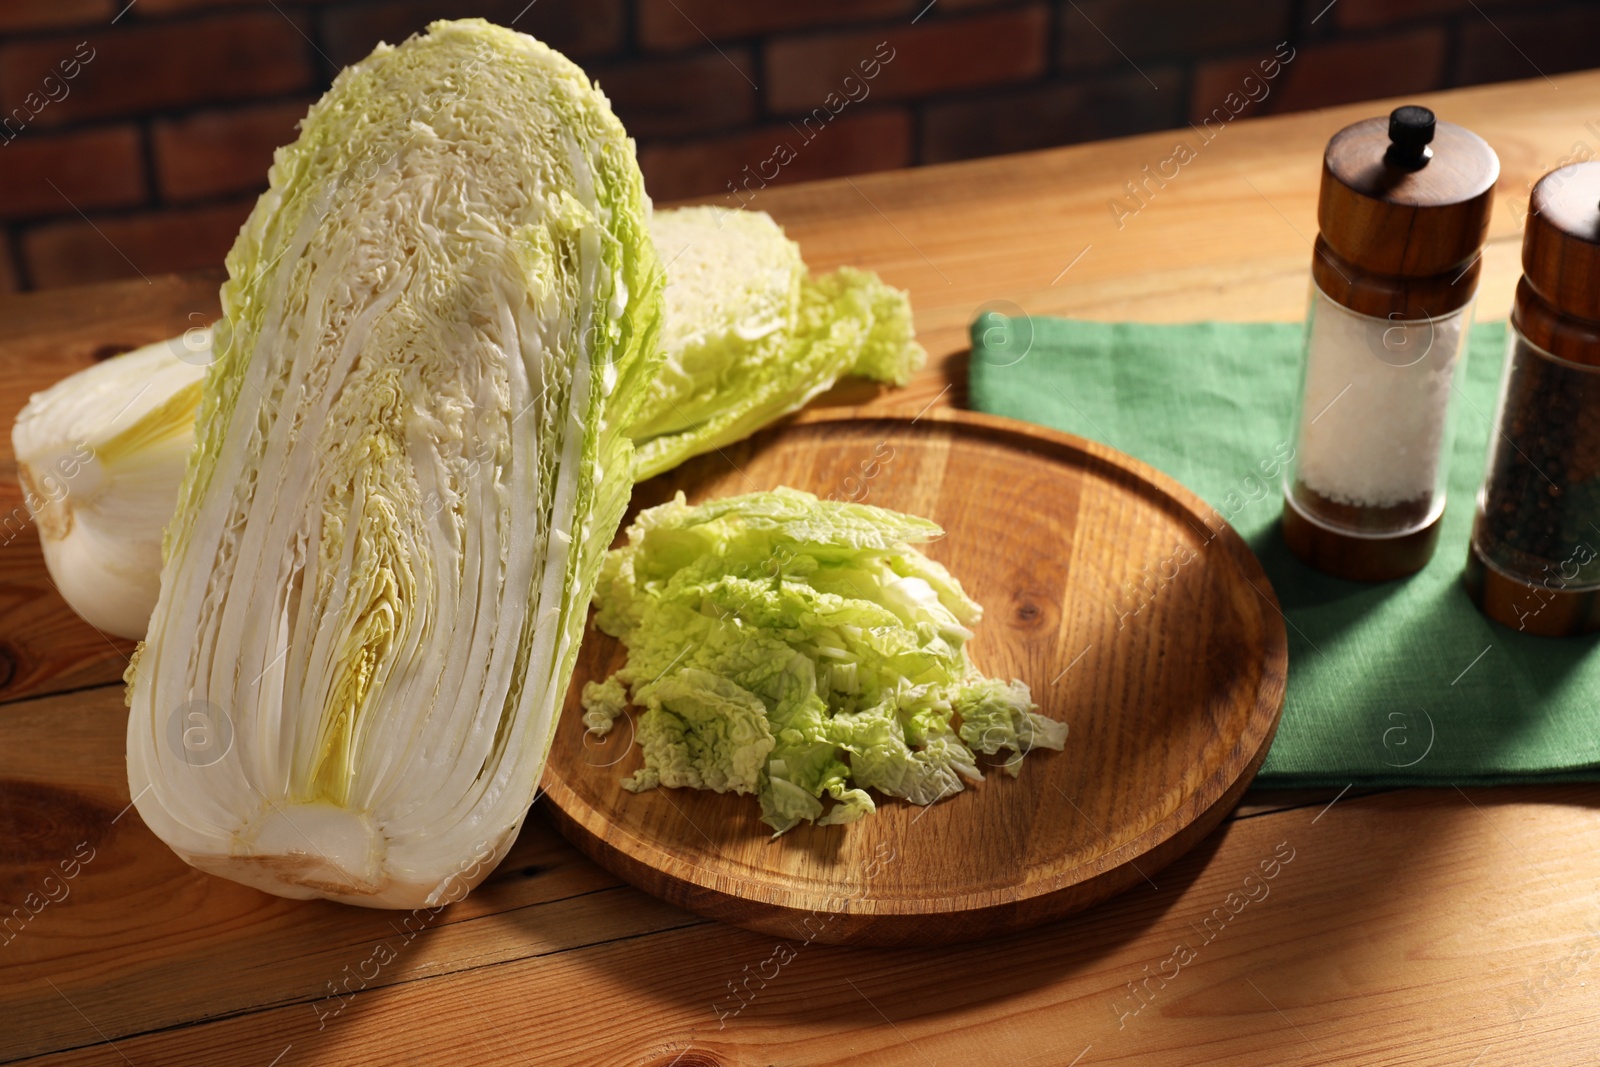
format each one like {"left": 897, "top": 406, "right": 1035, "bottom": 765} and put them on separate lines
{"left": 585, "top": 488, "right": 1066, "bottom": 834}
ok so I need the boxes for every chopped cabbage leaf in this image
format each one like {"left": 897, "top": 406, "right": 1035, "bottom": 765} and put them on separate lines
{"left": 956, "top": 677, "right": 1070, "bottom": 778}
{"left": 581, "top": 676, "right": 629, "bottom": 737}
{"left": 589, "top": 487, "right": 1065, "bottom": 833}
{"left": 623, "top": 667, "right": 774, "bottom": 794}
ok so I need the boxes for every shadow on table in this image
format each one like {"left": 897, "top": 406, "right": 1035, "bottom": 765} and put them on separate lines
{"left": 528, "top": 784, "right": 1600, "bottom": 1064}
{"left": 1248, "top": 519, "right": 1600, "bottom": 781}
{"left": 533, "top": 815, "right": 1229, "bottom": 1028}
{"left": 1247, "top": 521, "right": 1409, "bottom": 622}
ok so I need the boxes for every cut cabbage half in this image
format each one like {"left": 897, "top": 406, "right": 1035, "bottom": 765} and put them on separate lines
{"left": 630, "top": 206, "right": 925, "bottom": 480}
{"left": 125, "top": 20, "right": 661, "bottom": 907}
{"left": 12, "top": 336, "right": 207, "bottom": 639}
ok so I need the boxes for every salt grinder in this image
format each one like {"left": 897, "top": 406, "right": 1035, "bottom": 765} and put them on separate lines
{"left": 1282, "top": 106, "right": 1499, "bottom": 581}
{"left": 1464, "top": 162, "right": 1600, "bottom": 636}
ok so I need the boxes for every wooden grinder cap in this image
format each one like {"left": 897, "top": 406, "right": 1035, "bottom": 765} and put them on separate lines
{"left": 1314, "top": 106, "right": 1500, "bottom": 318}
{"left": 1515, "top": 161, "right": 1600, "bottom": 365}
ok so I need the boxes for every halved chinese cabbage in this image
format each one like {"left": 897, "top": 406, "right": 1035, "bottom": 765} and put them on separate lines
{"left": 585, "top": 488, "right": 1066, "bottom": 834}
{"left": 11, "top": 335, "right": 207, "bottom": 639}
{"left": 125, "top": 19, "right": 661, "bottom": 907}
{"left": 629, "top": 206, "right": 926, "bottom": 479}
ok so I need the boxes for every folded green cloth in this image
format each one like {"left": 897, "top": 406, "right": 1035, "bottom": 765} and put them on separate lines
{"left": 969, "top": 316, "right": 1600, "bottom": 786}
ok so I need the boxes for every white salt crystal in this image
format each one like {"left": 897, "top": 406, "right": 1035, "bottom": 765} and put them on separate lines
{"left": 1293, "top": 289, "right": 1470, "bottom": 513}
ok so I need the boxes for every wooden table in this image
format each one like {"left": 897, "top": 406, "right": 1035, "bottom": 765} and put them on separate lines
{"left": 4, "top": 71, "right": 1599, "bottom": 1066}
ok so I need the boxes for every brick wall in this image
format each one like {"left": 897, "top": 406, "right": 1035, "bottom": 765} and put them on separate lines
{"left": 0, "top": 0, "right": 1593, "bottom": 291}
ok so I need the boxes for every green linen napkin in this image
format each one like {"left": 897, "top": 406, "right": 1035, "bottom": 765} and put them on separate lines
{"left": 968, "top": 316, "right": 1600, "bottom": 786}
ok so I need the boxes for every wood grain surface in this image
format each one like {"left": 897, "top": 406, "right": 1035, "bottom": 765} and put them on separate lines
{"left": 543, "top": 410, "right": 1286, "bottom": 945}
{"left": 4, "top": 71, "right": 1600, "bottom": 1066}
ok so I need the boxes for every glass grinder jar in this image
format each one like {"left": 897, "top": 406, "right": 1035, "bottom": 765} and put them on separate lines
{"left": 1282, "top": 106, "right": 1499, "bottom": 581}
{"left": 1465, "top": 162, "right": 1600, "bottom": 636}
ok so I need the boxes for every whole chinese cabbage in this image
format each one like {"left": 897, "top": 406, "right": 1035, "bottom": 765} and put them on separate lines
{"left": 585, "top": 488, "right": 1066, "bottom": 834}
{"left": 125, "top": 20, "right": 661, "bottom": 907}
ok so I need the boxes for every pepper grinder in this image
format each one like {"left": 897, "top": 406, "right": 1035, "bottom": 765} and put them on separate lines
{"left": 1282, "top": 105, "right": 1499, "bottom": 581}
{"left": 1465, "top": 162, "right": 1600, "bottom": 636}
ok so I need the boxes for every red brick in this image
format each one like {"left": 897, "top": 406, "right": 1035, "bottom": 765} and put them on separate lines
{"left": 1305, "top": 0, "right": 1540, "bottom": 31}
{"left": 1330, "top": 0, "right": 1470, "bottom": 29}
{"left": 921, "top": 69, "right": 1184, "bottom": 164}
{"left": 1267, "top": 29, "right": 1447, "bottom": 113}
{"left": 765, "top": 6, "right": 1049, "bottom": 114}
{"left": 1190, "top": 49, "right": 1302, "bottom": 123}
{"left": 153, "top": 99, "right": 310, "bottom": 203}
{"left": 638, "top": 108, "right": 913, "bottom": 203}
{"left": 133, "top": 0, "right": 334, "bottom": 12}
{"left": 0, "top": 14, "right": 313, "bottom": 129}
{"left": 22, "top": 199, "right": 253, "bottom": 289}
{"left": 593, "top": 50, "right": 756, "bottom": 138}
{"left": 637, "top": 0, "right": 914, "bottom": 52}
{"left": 1455, "top": 5, "right": 1600, "bottom": 87}
{"left": 1059, "top": 0, "right": 1290, "bottom": 71}
{"left": 0, "top": 127, "right": 146, "bottom": 221}
{"left": 0, "top": 0, "right": 112, "bottom": 33}
{"left": 320, "top": 0, "right": 624, "bottom": 68}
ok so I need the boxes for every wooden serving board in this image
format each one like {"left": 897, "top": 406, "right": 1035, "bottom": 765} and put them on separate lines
{"left": 541, "top": 408, "right": 1288, "bottom": 947}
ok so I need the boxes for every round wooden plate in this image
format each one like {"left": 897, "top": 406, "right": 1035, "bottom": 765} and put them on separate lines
{"left": 541, "top": 409, "right": 1287, "bottom": 947}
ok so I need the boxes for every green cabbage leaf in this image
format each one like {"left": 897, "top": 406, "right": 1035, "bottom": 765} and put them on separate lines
{"left": 628, "top": 207, "right": 926, "bottom": 480}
